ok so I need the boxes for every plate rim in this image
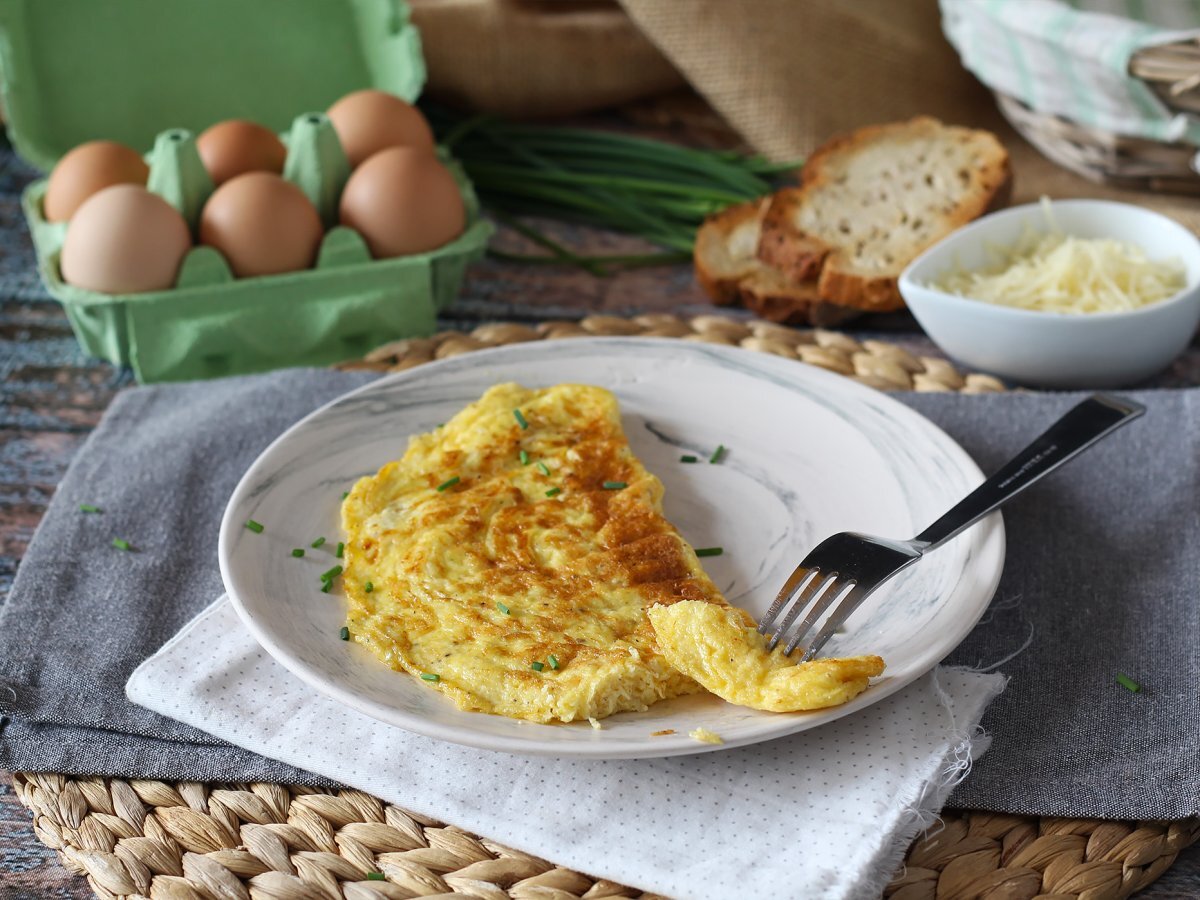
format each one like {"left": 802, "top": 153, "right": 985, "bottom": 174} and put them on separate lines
{"left": 219, "top": 337, "right": 1006, "bottom": 758}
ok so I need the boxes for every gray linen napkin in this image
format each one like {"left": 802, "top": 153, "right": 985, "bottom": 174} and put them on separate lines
{"left": 0, "top": 368, "right": 1196, "bottom": 819}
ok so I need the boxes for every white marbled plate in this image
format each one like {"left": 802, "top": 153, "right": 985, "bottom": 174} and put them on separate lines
{"left": 219, "top": 338, "right": 1005, "bottom": 759}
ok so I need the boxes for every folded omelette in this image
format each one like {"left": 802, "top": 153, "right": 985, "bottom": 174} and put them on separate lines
{"left": 341, "top": 382, "right": 882, "bottom": 723}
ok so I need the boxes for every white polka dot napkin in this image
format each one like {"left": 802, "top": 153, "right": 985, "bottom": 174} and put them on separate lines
{"left": 127, "top": 596, "right": 1005, "bottom": 900}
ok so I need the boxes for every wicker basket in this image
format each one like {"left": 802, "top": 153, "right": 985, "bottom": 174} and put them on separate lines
{"left": 996, "top": 39, "right": 1200, "bottom": 195}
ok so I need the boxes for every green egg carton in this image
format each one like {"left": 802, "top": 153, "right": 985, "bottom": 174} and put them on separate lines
{"left": 0, "top": 0, "right": 493, "bottom": 383}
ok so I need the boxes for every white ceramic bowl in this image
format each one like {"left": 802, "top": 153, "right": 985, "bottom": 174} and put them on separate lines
{"left": 898, "top": 199, "right": 1200, "bottom": 388}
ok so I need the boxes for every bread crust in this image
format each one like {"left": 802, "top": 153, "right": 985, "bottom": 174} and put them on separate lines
{"left": 693, "top": 200, "right": 763, "bottom": 305}
{"left": 757, "top": 117, "right": 1012, "bottom": 311}
{"left": 694, "top": 200, "right": 861, "bottom": 325}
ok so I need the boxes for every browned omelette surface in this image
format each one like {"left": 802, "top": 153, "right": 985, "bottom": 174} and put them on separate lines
{"left": 341, "top": 382, "right": 731, "bottom": 723}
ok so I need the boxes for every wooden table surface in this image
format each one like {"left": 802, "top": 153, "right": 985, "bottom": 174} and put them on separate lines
{"left": 2, "top": 141, "right": 1199, "bottom": 898}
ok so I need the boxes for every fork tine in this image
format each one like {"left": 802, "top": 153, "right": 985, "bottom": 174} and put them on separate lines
{"left": 782, "top": 578, "right": 856, "bottom": 656}
{"left": 757, "top": 564, "right": 819, "bottom": 634}
{"left": 799, "top": 582, "right": 873, "bottom": 661}
{"left": 766, "top": 570, "right": 837, "bottom": 651}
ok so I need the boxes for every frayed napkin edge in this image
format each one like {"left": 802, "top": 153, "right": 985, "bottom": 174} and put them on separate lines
{"left": 854, "top": 666, "right": 1008, "bottom": 899}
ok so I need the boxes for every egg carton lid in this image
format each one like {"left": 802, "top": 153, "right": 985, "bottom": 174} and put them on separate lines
{"left": 0, "top": 0, "right": 426, "bottom": 172}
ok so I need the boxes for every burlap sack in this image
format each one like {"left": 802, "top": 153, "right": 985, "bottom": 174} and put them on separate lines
{"left": 617, "top": 0, "right": 993, "bottom": 161}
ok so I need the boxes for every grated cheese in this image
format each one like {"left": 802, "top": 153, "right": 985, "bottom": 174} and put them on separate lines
{"left": 931, "top": 198, "right": 1186, "bottom": 314}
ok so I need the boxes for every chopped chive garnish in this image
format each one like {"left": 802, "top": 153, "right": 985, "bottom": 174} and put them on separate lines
{"left": 341, "top": 491, "right": 349, "bottom": 500}
{"left": 545, "top": 487, "right": 562, "bottom": 498}
{"left": 111, "top": 537, "right": 132, "bottom": 551}
{"left": 1116, "top": 673, "right": 1141, "bottom": 693}
{"left": 602, "top": 481, "right": 627, "bottom": 490}
{"left": 549, "top": 654, "right": 560, "bottom": 670}
{"left": 497, "top": 602, "right": 510, "bottom": 615}
{"left": 420, "top": 672, "right": 440, "bottom": 682}
{"left": 245, "top": 519, "right": 264, "bottom": 534}
{"left": 321, "top": 565, "right": 343, "bottom": 581}
{"left": 514, "top": 409, "right": 529, "bottom": 430}
{"left": 520, "top": 449, "right": 530, "bottom": 466}
{"left": 79, "top": 504, "right": 102, "bottom": 514}
{"left": 709, "top": 445, "right": 726, "bottom": 464}
{"left": 339, "top": 626, "right": 349, "bottom": 641}
{"left": 311, "top": 537, "right": 326, "bottom": 548}
{"left": 537, "top": 461, "right": 551, "bottom": 476}
{"left": 336, "top": 541, "right": 344, "bottom": 559}
{"left": 320, "top": 582, "right": 332, "bottom": 594}
{"left": 364, "top": 581, "right": 374, "bottom": 593}
{"left": 366, "top": 872, "right": 385, "bottom": 881}
{"left": 695, "top": 547, "right": 724, "bottom": 557}
{"left": 531, "top": 661, "right": 545, "bottom": 672}
{"left": 437, "top": 475, "right": 461, "bottom": 492}
{"left": 291, "top": 549, "right": 305, "bottom": 558}
{"left": 680, "top": 455, "right": 698, "bottom": 463}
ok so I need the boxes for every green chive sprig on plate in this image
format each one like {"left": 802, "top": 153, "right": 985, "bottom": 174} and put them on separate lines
{"left": 291, "top": 549, "right": 305, "bottom": 558}
{"left": 320, "top": 565, "right": 343, "bottom": 594}
{"left": 602, "top": 481, "right": 627, "bottom": 490}
{"left": 111, "top": 537, "right": 133, "bottom": 552}
{"left": 436, "top": 475, "right": 461, "bottom": 492}
{"left": 709, "top": 444, "right": 726, "bottom": 464}
{"left": 531, "top": 661, "right": 545, "bottom": 672}
{"left": 79, "top": 504, "right": 102, "bottom": 514}
{"left": 695, "top": 547, "right": 724, "bottom": 558}
{"left": 311, "top": 536, "right": 326, "bottom": 549}
{"left": 339, "top": 626, "right": 350, "bottom": 641}
{"left": 545, "top": 487, "right": 562, "bottom": 498}
{"left": 513, "top": 408, "right": 529, "bottom": 430}
{"left": 245, "top": 519, "right": 264, "bottom": 534}
{"left": 537, "top": 461, "right": 551, "bottom": 477}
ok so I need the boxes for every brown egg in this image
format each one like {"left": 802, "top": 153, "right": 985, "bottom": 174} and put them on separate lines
{"left": 199, "top": 172, "right": 323, "bottom": 277}
{"left": 327, "top": 89, "right": 435, "bottom": 167}
{"left": 196, "top": 120, "right": 287, "bottom": 185}
{"left": 44, "top": 140, "right": 150, "bottom": 223}
{"left": 60, "top": 185, "right": 191, "bottom": 294}
{"left": 339, "top": 147, "right": 465, "bottom": 258}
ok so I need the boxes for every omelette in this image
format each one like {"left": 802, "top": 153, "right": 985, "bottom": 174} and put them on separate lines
{"left": 341, "top": 382, "right": 883, "bottom": 723}
{"left": 648, "top": 601, "right": 885, "bottom": 712}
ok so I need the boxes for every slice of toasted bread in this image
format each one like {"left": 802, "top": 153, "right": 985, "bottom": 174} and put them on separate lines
{"left": 694, "top": 200, "right": 860, "bottom": 326}
{"left": 694, "top": 200, "right": 766, "bottom": 305}
{"left": 758, "top": 117, "right": 1011, "bottom": 311}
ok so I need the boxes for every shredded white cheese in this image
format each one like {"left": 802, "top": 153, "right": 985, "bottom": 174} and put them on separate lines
{"left": 930, "top": 198, "right": 1186, "bottom": 314}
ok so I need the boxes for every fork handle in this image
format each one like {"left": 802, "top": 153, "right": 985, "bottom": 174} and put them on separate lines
{"left": 913, "top": 393, "right": 1145, "bottom": 550}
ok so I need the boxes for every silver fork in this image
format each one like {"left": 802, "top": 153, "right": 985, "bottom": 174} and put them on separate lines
{"left": 758, "top": 393, "right": 1145, "bottom": 661}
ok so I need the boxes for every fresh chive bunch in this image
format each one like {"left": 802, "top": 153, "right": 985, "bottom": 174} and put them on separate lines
{"left": 424, "top": 105, "right": 799, "bottom": 273}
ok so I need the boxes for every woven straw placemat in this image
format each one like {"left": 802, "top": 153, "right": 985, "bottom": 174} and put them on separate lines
{"left": 14, "top": 315, "right": 1200, "bottom": 900}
